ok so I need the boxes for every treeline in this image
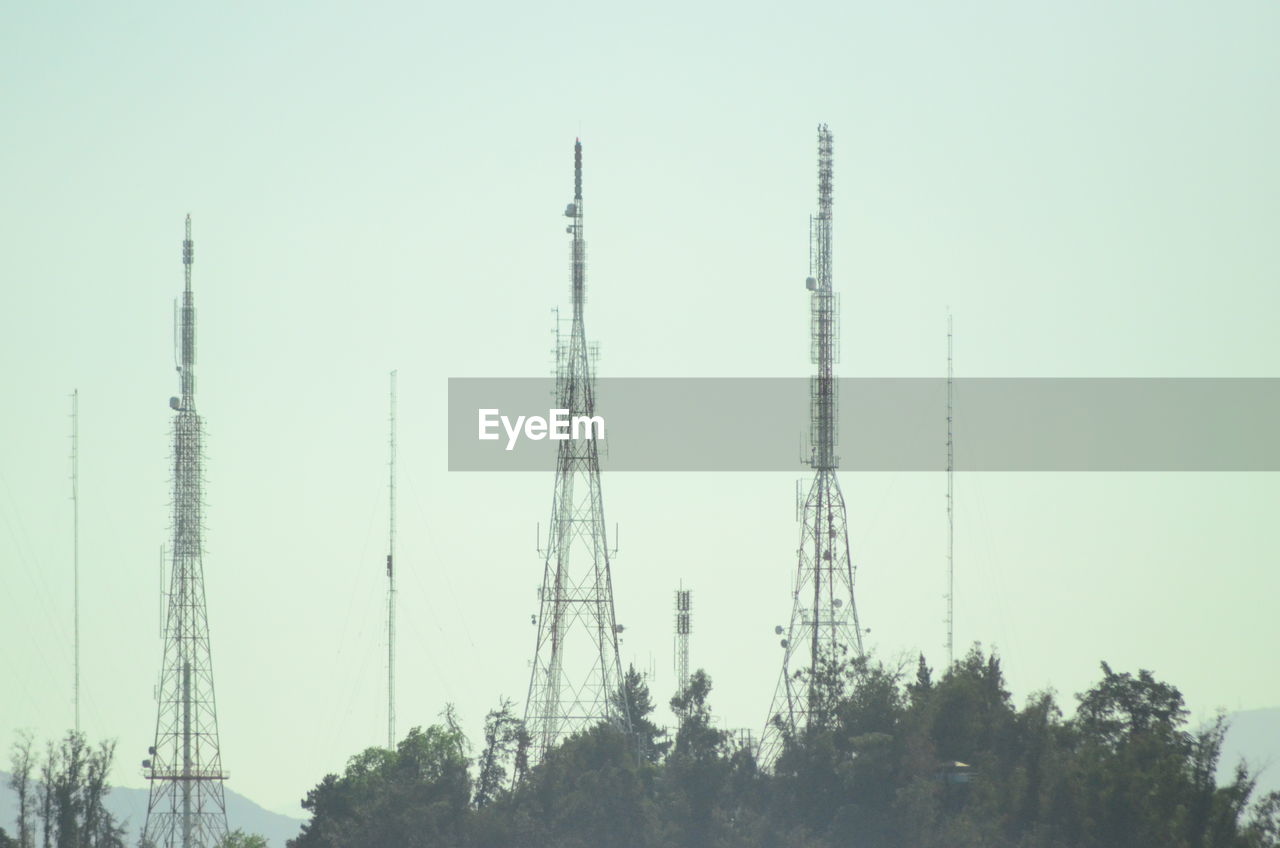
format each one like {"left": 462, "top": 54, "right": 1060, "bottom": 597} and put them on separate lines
{"left": 288, "top": 649, "right": 1280, "bottom": 848}
{"left": 3, "top": 732, "right": 266, "bottom": 848}
{"left": 2, "top": 731, "right": 125, "bottom": 848}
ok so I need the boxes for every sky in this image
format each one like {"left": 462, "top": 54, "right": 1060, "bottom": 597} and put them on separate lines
{"left": 2, "top": 0, "right": 1279, "bottom": 822}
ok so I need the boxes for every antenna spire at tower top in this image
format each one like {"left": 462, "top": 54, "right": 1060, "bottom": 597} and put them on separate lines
{"left": 177, "top": 216, "right": 197, "bottom": 407}
{"left": 567, "top": 140, "right": 586, "bottom": 314}
{"left": 182, "top": 217, "right": 194, "bottom": 270}
{"left": 574, "top": 139, "right": 583, "bottom": 202}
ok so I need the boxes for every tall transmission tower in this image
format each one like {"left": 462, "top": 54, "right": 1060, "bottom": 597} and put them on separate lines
{"left": 143, "top": 215, "right": 229, "bottom": 848}
{"left": 674, "top": 586, "right": 691, "bottom": 694}
{"left": 71, "top": 389, "right": 80, "bottom": 733}
{"left": 760, "top": 126, "right": 864, "bottom": 766}
{"left": 523, "top": 139, "right": 632, "bottom": 768}
{"left": 945, "top": 313, "right": 955, "bottom": 669}
{"left": 387, "top": 369, "right": 397, "bottom": 749}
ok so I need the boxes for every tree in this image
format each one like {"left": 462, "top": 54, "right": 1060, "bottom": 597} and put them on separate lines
{"left": 1076, "top": 661, "right": 1190, "bottom": 749}
{"left": 215, "top": 831, "right": 268, "bottom": 848}
{"left": 611, "top": 665, "right": 669, "bottom": 763}
{"left": 8, "top": 731, "right": 36, "bottom": 848}
{"left": 663, "top": 670, "right": 732, "bottom": 848}
{"left": 13, "top": 732, "right": 125, "bottom": 848}
{"left": 291, "top": 719, "right": 471, "bottom": 848}
{"left": 473, "top": 698, "right": 523, "bottom": 808}
{"left": 1244, "top": 790, "right": 1280, "bottom": 848}
{"left": 510, "top": 722, "right": 661, "bottom": 848}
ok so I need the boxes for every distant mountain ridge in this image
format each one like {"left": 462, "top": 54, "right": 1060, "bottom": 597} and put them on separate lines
{"left": 0, "top": 773, "right": 303, "bottom": 848}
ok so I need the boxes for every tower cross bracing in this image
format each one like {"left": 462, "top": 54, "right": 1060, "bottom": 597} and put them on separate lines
{"left": 523, "top": 140, "right": 632, "bottom": 769}
{"left": 143, "top": 216, "right": 229, "bottom": 848}
{"left": 761, "top": 126, "right": 865, "bottom": 767}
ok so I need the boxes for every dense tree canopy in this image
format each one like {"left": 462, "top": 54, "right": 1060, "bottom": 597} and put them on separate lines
{"left": 291, "top": 716, "right": 471, "bottom": 848}
{"left": 286, "top": 653, "right": 1280, "bottom": 848}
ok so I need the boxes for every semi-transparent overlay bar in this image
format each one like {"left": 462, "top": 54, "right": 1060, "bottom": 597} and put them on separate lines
{"left": 447, "top": 378, "right": 1280, "bottom": 472}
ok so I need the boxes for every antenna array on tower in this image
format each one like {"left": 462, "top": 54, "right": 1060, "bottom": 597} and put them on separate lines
{"left": 674, "top": 587, "right": 691, "bottom": 694}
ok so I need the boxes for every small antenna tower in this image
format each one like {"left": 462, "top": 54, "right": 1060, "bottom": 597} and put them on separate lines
{"left": 143, "top": 215, "right": 229, "bottom": 848}
{"left": 760, "top": 125, "right": 864, "bottom": 767}
{"left": 387, "top": 369, "right": 398, "bottom": 749}
{"left": 71, "top": 388, "right": 80, "bottom": 733}
{"left": 523, "top": 139, "right": 632, "bottom": 770}
{"left": 674, "top": 586, "right": 691, "bottom": 693}
{"left": 945, "top": 313, "right": 955, "bottom": 669}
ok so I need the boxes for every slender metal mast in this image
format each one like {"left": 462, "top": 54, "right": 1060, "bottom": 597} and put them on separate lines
{"left": 387, "top": 369, "right": 397, "bottom": 749}
{"left": 761, "top": 125, "right": 864, "bottom": 767}
{"left": 143, "top": 215, "right": 229, "bottom": 848}
{"left": 71, "top": 388, "right": 80, "bottom": 733}
{"left": 523, "top": 139, "right": 632, "bottom": 769}
{"left": 945, "top": 313, "right": 955, "bottom": 669}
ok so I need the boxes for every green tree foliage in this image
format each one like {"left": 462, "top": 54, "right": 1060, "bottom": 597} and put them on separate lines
{"left": 289, "top": 718, "right": 470, "bottom": 848}
{"left": 662, "top": 670, "right": 733, "bottom": 848}
{"left": 5, "top": 731, "right": 124, "bottom": 848}
{"left": 214, "top": 830, "right": 268, "bottom": 848}
{"left": 8, "top": 731, "right": 36, "bottom": 848}
{"left": 473, "top": 699, "right": 523, "bottom": 809}
{"left": 290, "top": 653, "right": 1280, "bottom": 848}
{"left": 610, "top": 665, "right": 670, "bottom": 764}
{"left": 503, "top": 723, "right": 661, "bottom": 848}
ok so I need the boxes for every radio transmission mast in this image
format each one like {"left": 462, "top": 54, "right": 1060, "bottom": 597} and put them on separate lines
{"left": 143, "top": 215, "right": 229, "bottom": 848}
{"left": 71, "top": 388, "right": 80, "bottom": 733}
{"left": 523, "top": 139, "right": 632, "bottom": 768}
{"left": 945, "top": 314, "right": 955, "bottom": 669}
{"left": 760, "top": 126, "right": 864, "bottom": 766}
{"left": 387, "top": 369, "right": 397, "bottom": 749}
{"left": 674, "top": 586, "right": 691, "bottom": 694}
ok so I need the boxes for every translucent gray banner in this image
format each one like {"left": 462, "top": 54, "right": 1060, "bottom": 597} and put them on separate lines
{"left": 447, "top": 378, "right": 1280, "bottom": 471}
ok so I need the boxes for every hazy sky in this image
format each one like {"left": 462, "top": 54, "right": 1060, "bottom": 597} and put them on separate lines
{"left": 2, "top": 0, "right": 1278, "bottom": 822}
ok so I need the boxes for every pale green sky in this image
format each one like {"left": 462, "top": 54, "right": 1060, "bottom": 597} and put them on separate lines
{"left": 2, "top": 0, "right": 1278, "bottom": 821}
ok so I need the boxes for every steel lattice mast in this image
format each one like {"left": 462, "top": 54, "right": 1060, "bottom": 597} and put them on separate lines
{"left": 523, "top": 139, "right": 632, "bottom": 768}
{"left": 143, "top": 215, "right": 229, "bottom": 848}
{"left": 760, "top": 126, "right": 864, "bottom": 766}
{"left": 674, "top": 586, "right": 691, "bottom": 694}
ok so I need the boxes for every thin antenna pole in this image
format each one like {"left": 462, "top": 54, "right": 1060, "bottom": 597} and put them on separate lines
{"left": 71, "top": 389, "right": 80, "bottom": 733}
{"left": 946, "top": 312, "right": 955, "bottom": 669}
{"left": 387, "top": 370, "right": 397, "bottom": 749}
